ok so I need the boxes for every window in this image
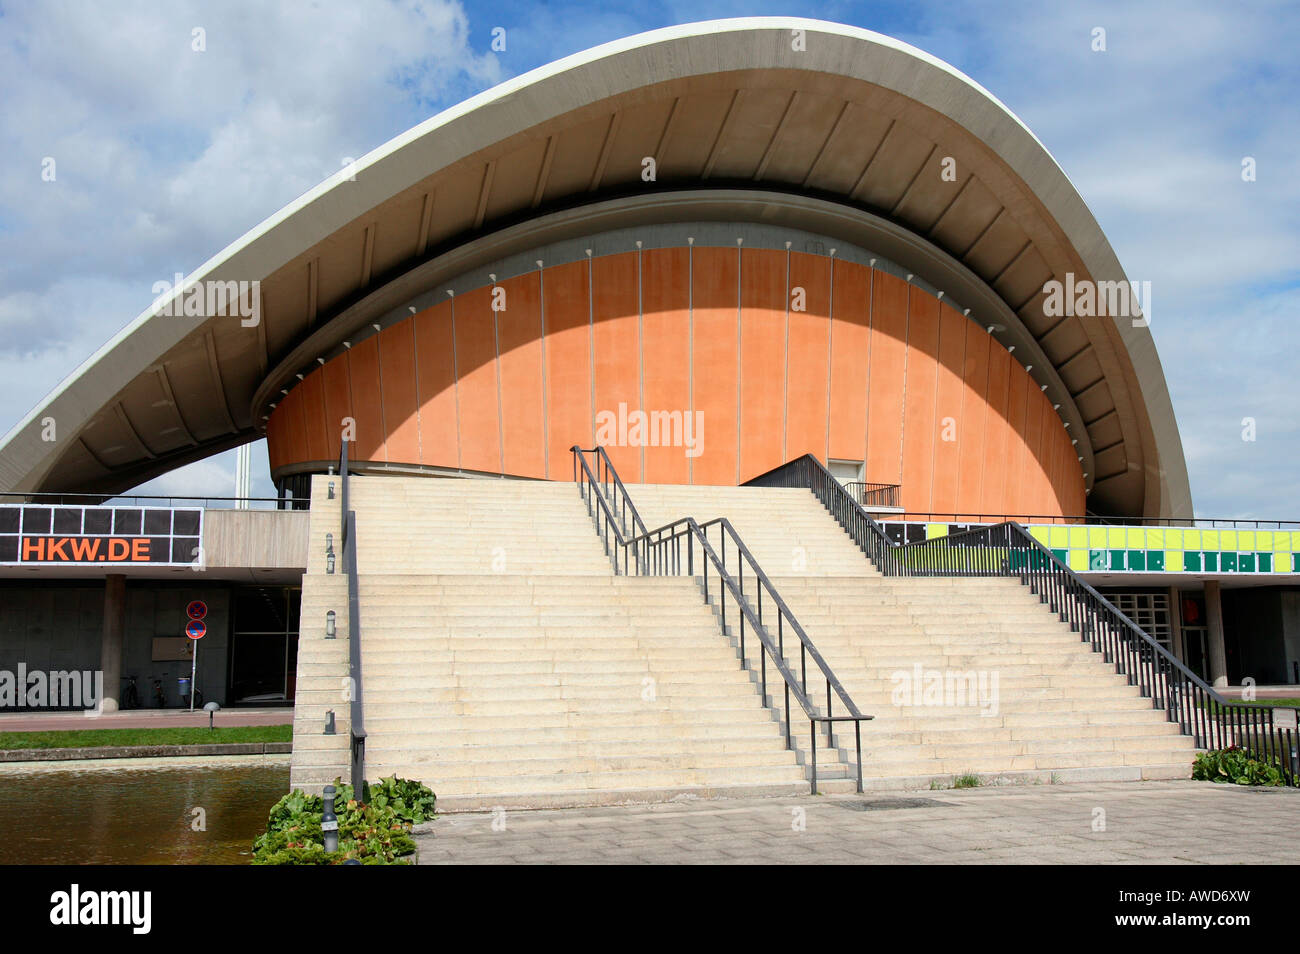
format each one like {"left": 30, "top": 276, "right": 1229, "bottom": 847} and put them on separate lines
{"left": 828, "top": 459, "right": 863, "bottom": 486}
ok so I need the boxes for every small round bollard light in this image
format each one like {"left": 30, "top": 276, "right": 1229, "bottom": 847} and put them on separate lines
{"left": 324, "top": 710, "right": 336, "bottom": 735}
{"left": 325, "top": 610, "right": 336, "bottom": 639}
{"left": 203, "top": 700, "right": 220, "bottom": 730}
{"left": 321, "top": 785, "right": 340, "bottom": 853}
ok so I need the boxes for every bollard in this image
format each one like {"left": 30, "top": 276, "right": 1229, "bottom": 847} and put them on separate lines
{"left": 325, "top": 610, "right": 336, "bottom": 638}
{"left": 328, "top": 481, "right": 335, "bottom": 500}
{"left": 322, "top": 785, "right": 339, "bottom": 853}
{"left": 324, "top": 710, "right": 336, "bottom": 735}
{"left": 325, "top": 533, "right": 335, "bottom": 574}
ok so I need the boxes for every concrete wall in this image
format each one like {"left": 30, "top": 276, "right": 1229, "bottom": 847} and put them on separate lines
{"left": 0, "top": 582, "right": 232, "bottom": 709}
{"left": 203, "top": 509, "right": 308, "bottom": 570}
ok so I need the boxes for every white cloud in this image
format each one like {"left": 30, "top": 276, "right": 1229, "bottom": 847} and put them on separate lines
{"left": 1, "top": 1, "right": 1295, "bottom": 520}
{"left": 0, "top": 0, "right": 501, "bottom": 493}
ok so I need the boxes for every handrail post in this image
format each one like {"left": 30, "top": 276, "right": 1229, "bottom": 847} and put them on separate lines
{"left": 810, "top": 720, "right": 818, "bottom": 794}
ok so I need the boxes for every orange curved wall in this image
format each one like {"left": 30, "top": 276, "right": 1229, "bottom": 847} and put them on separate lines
{"left": 267, "top": 248, "right": 1086, "bottom": 517}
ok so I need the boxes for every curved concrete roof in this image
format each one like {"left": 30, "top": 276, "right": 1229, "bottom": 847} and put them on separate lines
{"left": 0, "top": 17, "right": 1191, "bottom": 517}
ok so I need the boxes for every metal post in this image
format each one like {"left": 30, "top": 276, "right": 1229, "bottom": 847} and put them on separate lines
{"left": 855, "top": 721, "right": 863, "bottom": 793}
{"left": 810, "top": 720, "right": 818, "bottom": 794}
{"left": 188, "top": 637, "right": 198, "bottom": 712}
{"left": 322, "top": 785, "right": 339, "bottom": 853}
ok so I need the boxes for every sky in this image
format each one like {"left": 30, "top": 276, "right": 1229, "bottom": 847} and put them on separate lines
{"left": 0, "top": 0, "right": 1295, "bottom": 518}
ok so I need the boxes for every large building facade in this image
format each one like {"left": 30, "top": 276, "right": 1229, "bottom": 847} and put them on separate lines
{"left": 265, "top": 232, "right": 1087, "bottom": 519}
{"left": 2, "top": 19, "right": 1295, "bottom": 707}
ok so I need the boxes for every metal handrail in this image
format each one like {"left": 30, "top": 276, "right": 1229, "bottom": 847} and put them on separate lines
{"left": 570, "top": 445, "right": 648, "bottom": 541}
{"left": 573, "top": 446, "right": 870, "bottom": 792}
{"left": 847, "top": 507, "right": 1300, "bottom": 531}
{"left": 0, "top": 491, "right": 287, "bottom": 509}
{"left": 337, "top": 439, "right": 366, "bottom": 797}
{"left": 747, "top": 454, "right": 1299, "bottom": 782}
{"left": 844, "top": 481, "right": 900, "bottom": 509}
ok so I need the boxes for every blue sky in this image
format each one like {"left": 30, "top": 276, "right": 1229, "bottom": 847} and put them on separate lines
{"left": 0, "top": 0, "right": 1296, "bottom": 517}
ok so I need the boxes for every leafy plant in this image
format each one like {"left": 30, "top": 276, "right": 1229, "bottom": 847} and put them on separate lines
{"left": 367, "top": 775, "right": 438, "bottom": 824}
{"left": 252, "top": 776, "right": 436, "bottom": 865}
{"left": 1192, "top": 746, "right": 1287, "bottom": 787}
{"left": 952, "top": 773, "right": 981, "bottom": 789}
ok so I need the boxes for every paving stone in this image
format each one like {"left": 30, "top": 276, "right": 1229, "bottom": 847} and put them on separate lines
{"left": 416, "top": 780, "right": 1300, "bottom": 864}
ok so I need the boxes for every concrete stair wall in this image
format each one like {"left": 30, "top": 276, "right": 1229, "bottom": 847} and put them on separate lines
{"left": 627, "top": 483, "right": 1195, "bottom": 788}
{"left": 290, "top": 471, "right": 1194, "bottom": 805}
{"left": 290, "top": 474, "right": 810, "bottom": 807}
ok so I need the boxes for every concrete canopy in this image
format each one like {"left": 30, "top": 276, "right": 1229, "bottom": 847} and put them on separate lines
{"left": 0, "top": 17, "right": 1191, "bottom": 518}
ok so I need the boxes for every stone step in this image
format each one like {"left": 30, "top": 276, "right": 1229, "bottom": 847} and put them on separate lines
{"left": 362, "top": 763, "right": 809, "bottom": 797}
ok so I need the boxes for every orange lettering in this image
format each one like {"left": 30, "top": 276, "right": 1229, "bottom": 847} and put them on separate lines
{"left": 131, "top": 538, "right": 149, "bottom": 561}
{"left": 20, "top": 537, "right": 43, "bottom": 561}
{"left": 107, "top": 538, "right": 129, "bottom": 561}
{"left": 68, "top": 538, "right": 99, "bottom": 561}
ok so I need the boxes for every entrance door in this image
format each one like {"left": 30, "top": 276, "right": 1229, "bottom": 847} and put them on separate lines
{"left": 828, "top": 459, "right": 863, "bottom": 490}
{"left": 228, "top": 586, "right": 301, "bottom": 704}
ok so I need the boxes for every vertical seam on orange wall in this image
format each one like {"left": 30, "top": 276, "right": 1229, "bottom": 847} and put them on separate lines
{"left": 687, "top": 241, "right": 694, "bottom": 486}
{"left": 781, "top": 245, "right": 791, "bottom": 464}
{"left": 898, "top": 282, "right": 910, "bottom": 499}
{"left": 735, "top": 244, "right": 742, "bottom": 486}
{"left": 450, "top": 295, "right": 462, "bottom": 472}
{"left": 950, "top": 303, "right": 968, "bottom": 514}
{"left": 1016, "top": 373, "right": 1032, "bottom": 517}
{"left": 637, "top": 245, "right": 645, "bottom": 482}
{"left": 824, "top": 255, "right": 835, "bottom": 465}
{"left": 411, "top": 313, "right": 423, "bottom": 466}
{"left": 588, "top": 254, "right": 595, "bottom": 448}
{"left": 375, "top": 332, "right": 388, "bottom": 463}
{"left": 926, "top": 290, "right": 940, "bottom": 513}
{"left": 538, "top": 264, "right": 550, "bottom": 480}
{"left": 862, "top": 265, "right": 874, "bottom": 477}
{"left": 973, "top": 331, "right": 992, "bottom": 511}
{"left": 295, "top": 375, "right": 310, "bottom": 466}
{"left": 493, "top": 281, "right": 505, "bottom": 478}
{"left": 995, "top": 342, "right": 1011, "bottom": 512}
{"left": 345, "top": 349, "right": 355, "bottom": 460}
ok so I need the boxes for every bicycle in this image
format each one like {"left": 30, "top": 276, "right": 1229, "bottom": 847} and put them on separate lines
{"left": 152, "top": 676, "right": 167, "bottom": 708}
{"left": 120, "top": 675, "right": 140, "bottom": 709}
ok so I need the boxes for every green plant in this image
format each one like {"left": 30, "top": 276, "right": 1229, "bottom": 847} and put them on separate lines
{"left": 952, "top": 773, "right": 981, "bottom": 789}
{"left": 1192, "top": 746, "right": 1287, "bottom": 787}
{"left": 367, "top": 775, "right": 438, "bottom": 824}
{"left": 251, "top": 776, "right": 437, "bottom": 865}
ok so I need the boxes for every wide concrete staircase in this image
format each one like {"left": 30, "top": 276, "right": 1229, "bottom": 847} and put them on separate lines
{"left": 629, "top": 483, "right": 1196, "bottom": 788}
{"left": 290, "top": 475, "right": 809, "bottom": 808}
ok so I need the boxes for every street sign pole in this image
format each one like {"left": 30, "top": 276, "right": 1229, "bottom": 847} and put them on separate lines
{"left": 184, "top": 602, "right": 208, "bottom": 713}
{"left": 190, "top": 638, "right": 198, "bottom": 712}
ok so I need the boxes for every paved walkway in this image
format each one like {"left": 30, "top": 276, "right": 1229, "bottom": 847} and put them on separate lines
{"left": 414, "top": 780, "right": 1300, "bottom": 864}
{"left": 0, "top": 706, "right": 292, "bottom": 731}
